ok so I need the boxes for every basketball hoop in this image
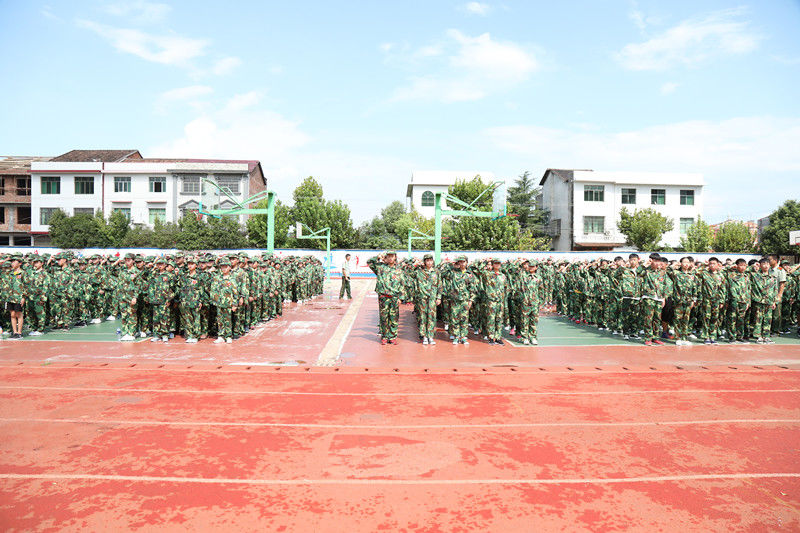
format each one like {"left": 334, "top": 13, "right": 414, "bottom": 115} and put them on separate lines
{"left": 790, "top": 230, "right": 800, "bottom": 246}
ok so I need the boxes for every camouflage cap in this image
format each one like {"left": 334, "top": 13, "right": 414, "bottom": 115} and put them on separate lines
{"left": 186, "top": 255, "right": 197, "bottom": 263}
{"left": 76, "top": 257, "right": 87, "bottom": 264}
{"left": 175, "top": 252, "right": 185, "bottom": 258}
{"left": 145, "top": 255, "right": 155, "bottom": 263}
{"left": 780, "top": 259, "right": 791, "bottom": 265}
{"left": 491, "top": 257, "right": 502, "bottom": 263}
{"left": 154, "top": 257, "right": 166, "bottom": 265}
{"left": 422, "top": 253, "right": 434, "bottom": 260}
{"left": 218, "top": 257, "right": 231, "bottom": 266}
{"left": 30, "top": 254, "right": 43, "bottom": 262}
{"left": 134, "top": 254, "right": 144, "bottom": 262}
{"left": 124, "top": 252, "right": 135, "bottom": 259}
{"left": 384, "top": 250, "right": 396, "bottom": 256}
{"left": 455, "top": 255, "right": 468, "bottom": 262}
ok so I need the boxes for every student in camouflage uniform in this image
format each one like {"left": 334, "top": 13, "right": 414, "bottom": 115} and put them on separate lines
{"left": 26, "top": 255, "right": 51, "bottom": 335}
{"left": 477, "top": 258, "right": 509, "bottom": 345}
{"left": 669, "top": 257, "right": 697, "bottom": 345}
{"left": 639, "top": 256, "right": 668, "bottom": 346}
{"left": 178, "top": 256, "right": 203, "bottom": 343}
{"left": 443, "top": 255, "right": 477, "bottom": 345}
{"left": 726, "top": 258, "right": 752, "bottom": 343}
{"left": 147, "top": 258, "right": 174, "bottom": 342}
{"left": 117, "top": 253, "right": 142, "bottom": 341}
{"left": 515, "top": 259, "right": 541, "bottom": 345}
{"left": 412, "top": 253, "right": 442, "bottom": 345}
{"left": 5, "top": 256, "right": 27, "bottom": 339}
{"left": 49, "top": 253, "right": 74, "bottom": 330}
{"left": 618, "top": 254, "right": 642, "bottom": 339}
{"left": 696, "top": 257, "right": 728, "bottom": 344}
{"left": 211, "top": 257, "right": 238, "bottom": 344}
{"left": 367, "top": 251, "right": 406, "bottom": 345}
{"left": 750, "top": 257, "right": 778, "bottom": 343}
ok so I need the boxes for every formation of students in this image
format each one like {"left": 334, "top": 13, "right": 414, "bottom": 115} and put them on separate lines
{"left": 367, "top": 251, "right": 800, "bottom": 346}
{"left": 0, "top": 251, "right": 324, "bottom": 343}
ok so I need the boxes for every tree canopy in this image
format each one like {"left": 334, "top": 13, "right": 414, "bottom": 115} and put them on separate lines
{"left": 617, "top": 207, "right": 674, "bottom": 251}
{"left": 712, "top": 221, "right": 756, "bottom": 253}
{"left": 760, "top": 200, "right": 800, "bottom": 255}
{"left": 680, "top": 216, "right": 712, "bottom": 253}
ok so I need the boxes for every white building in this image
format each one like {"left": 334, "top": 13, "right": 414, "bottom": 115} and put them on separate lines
{"left": 30, "top": 150, "right": 265, "bottom": 243}
{"left": 539, "top": 169, "right": 704, "bottom": 251}
{"left": 406, "top": 170, "right": 496, "bottom": 218}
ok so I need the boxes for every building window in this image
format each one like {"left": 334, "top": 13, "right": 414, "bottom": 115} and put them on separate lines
{"left": 651, "top": 188, "right": 665, "bottom": 205}
{"left": 114, "top": 176, "right": 131, "bottom": 193}
{"left": 621, "top": 188, "right": 636, "bottom": 205}
{"left": 421, "top": 190, "right": 434, "bottom": 207}
{"left": 216, "top": 176, "right": 240, "bottom": 194}
{"left": 74, "top": 207, "right": 94, "bottom": 216}
{"left": 112, "top": 207, "right": 131, "bottom": 220}
{"left": 149, "top": 207, "right": 166, "bottom": 224}
{"left": 583, "top": 184, "right": 604, "bottom": 202}
{"left": 0, "top": 177, "right": 5, "bottom": 195}
{"left": 17, "top": 206, "right": 31, "bottom": 224}
{"left": 0, "top": 206, "right": 5, "bottom": 223}
{"left": 149, "top": 176, "right": 166, "bottom": 193}
{"left": 16, "top": 177, "right": 31, "bottom": 196}
{"left": 181, "top": 175, "right": 201, "bottom": 194}
{"left": 680, "top": 217, "right": 694, "bottom": 235}
{"left": 680, "top": 189, "right": 694, "bottom": 206}
{"left": 74, "top": 176, "right": 94, "bottom": 195}
{"left": 40, "top": 207, "right": 58, "bottom": 225}
{"left": 583, "top": 216, "right": 604, "bottom": 234}
{"left": 41, "top": 176, "right": 60, "bottom": 194}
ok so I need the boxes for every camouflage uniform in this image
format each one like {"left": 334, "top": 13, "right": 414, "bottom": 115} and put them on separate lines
{"left": 669, "top": 268, "right": 697, "bottom": 341}
{"left": 750, "top": 268, "right": 778, "bottom": 340}
{"left": 178, "top": 266, "right": 204, "bottom": 340}
{"left": 210, "top": 259, "right": 238, "bottom": 340}
{"left": 116, "top": 258, "right": 142, "bottom": 337}
{"left": 640, "top": 266, "right": 668, "bottom": 343}
{"left": 618, "top": 265, "right": 641, "bottom": 336}
{"left": 367, "top": 253, "right": 406, "bottom": 342}
{"left": 515, "top": 264, "right": 540, "bottom": 343}
{"left": 726, "top": 269, "right": 751, "bottom": 341}
{"left": 477, "top": 261, "right": 509, "bottom": 342}
{"left": 413, "top": 256, "right": 442, "bottom": 341}
{"left": 146, "top": 260, "right": 175, "bottom": 339}
{"left": 697, "top": 268, "right": 728, "bottom": 340}
{"left": 443, "top": 257, "right": 477, "bottom": 342}
{"left": 26, "top": 262, "right": 51, "bottom": 333}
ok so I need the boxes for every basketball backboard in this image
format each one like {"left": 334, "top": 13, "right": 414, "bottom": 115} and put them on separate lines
{"left": 491, "top": 182, "right": 507, "bottom": 216}
{"left": 790, "top": 230, "right": 800, "bottom": 246}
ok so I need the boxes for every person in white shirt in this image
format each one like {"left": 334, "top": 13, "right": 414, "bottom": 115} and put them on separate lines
{"left": 339, "top": 253, "right": 352, "bottom": 299}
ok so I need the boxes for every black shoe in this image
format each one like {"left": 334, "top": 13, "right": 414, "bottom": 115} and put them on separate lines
{"left": 488, "top": 339, "right": 495, "bottom": 345}
{"left": 495, "top": 339, "right": 504, "bottom": 345}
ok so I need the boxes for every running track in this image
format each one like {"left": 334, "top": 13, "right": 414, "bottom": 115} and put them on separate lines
{"left": 1, "top": 364, "right": 799, "bottom": 531}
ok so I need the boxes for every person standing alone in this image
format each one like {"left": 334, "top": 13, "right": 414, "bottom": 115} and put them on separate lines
{"left": 340, "top": 253, "right": 352, "bottom": 299}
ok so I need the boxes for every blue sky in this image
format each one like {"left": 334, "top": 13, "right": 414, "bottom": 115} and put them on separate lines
{"left": 1, "top": 0, "right": 799, "bottom": 224}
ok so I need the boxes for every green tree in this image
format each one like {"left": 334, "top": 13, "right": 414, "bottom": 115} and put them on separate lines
{"left": 506, "top": 170, "right": 545, "bottom": 232}
{"left": 680, "top": 216, "right": 713, "bottom": 253}
{"left": 447, "top": 216, "right": 523, "bottom": 251}
{"left": 246, "top": 199, "right": 293, "bottom": 248}
{"left": 448, "top": 175, "right": 492, "bottom": 209}
{"left": 712, "top": 221, "right": 756, "bottom": 253}
{"left": 48, "top": 210, "right": 113, "bottom": 248}
{"left": 104, "top": 210, "right": 130, "bottom": 246}
{"left": 291, "top": 176, "right": 356, "bottom": 250}
{"left": 354, "top": 201, "right": 409, "bottom": 249}
{"left": 760, "top": 200, "right": 800, "bottom": 255}
{"left": 517, "top": 229, "right": 552, "bottom": 251}
{"left": 618, "top": 207, "right": 674, "bottom": 251}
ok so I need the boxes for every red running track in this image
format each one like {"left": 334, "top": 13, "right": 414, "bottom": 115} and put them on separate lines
{"left": 1, "top": 365, "right": 799, "bottom": 531}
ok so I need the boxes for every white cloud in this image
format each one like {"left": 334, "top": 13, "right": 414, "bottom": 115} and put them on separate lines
{"left": 77, "top": 19, "right": 208, "bottom": 67}
{"left": 462, "top": 2, "right": 490, "bottom": 16}
{"left": 156, "top": 85, "right": 213, "bottom": 111}
{"left": 388, "top": 29, "right": 539, "bottom": 102}
{"left": 660, "top": 81, "right": 679, "bottom": 94}
{"left": 485, "top": 116, "right": 800, "bottom": 220}
{"left": 104, "top": 1, "right": 172, "bottom": 23}
{"left": 212, "top": 56, "right": 242, "bottom": 75}
{"left": 616, "top": 8, "right": 761, "bottom": 71}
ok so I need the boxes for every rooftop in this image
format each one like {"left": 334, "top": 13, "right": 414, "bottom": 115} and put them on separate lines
{"left": 540, "top": 168, "right": 704, "bottom": 187}
{"left": 50, "top": 150, "right": 142, "bottom": 162}
{"left": 0, "top": 155, "right": 52, "bottom": 175}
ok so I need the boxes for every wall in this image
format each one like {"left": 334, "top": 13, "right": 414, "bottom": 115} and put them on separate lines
{"left": 31, "top": 171, "right": 103, "bottom": 232}
{"left": 541, "top": 175, "right": 572, "bottom": 251}
{"left": 408, "top": 184, "right": 449, "bottom": 218}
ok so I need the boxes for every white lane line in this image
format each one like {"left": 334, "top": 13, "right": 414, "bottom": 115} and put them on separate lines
{"left": 0, "top": 472, "right": 798, "bottom": 485}
{"left": 316, "top": 279, "right": 373, "bottom": 366}
{"left": 2, "top": 417, "right": 798, "bottom": 429}
{"left": 0, "top": 385, "right": 798, "bottom": 396}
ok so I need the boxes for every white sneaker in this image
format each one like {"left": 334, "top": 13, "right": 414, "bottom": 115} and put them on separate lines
{"left": 462, "top": 338, "right": 470, "bottom": 345}
{"left": 225, "top": 337, "right": 233, "bottom": 344}
{"left": 162, "top": 336, "right": 169, "bottom": 342}
{"left": 450, "top": 335, "right": 455, "bottom": 340}
{"left": 107, "top": 315, "right": 116, "bottom": 321}
{"left": 168, "top": 333, "right": 174, "bottom": 339}
{"left": 186, "top": 338, "right": 198, "bottom": 344}
{"left": 531, "top": 338, "right": 538, "bottom": 345}
{"left": 150, "top": 337, "right": 160, "bottom": 342}
{"left": 90, "top": 318, "right": 102, "bottom": 324}
{"left": 213, "top": 337, "right": 225, "bottom": 344}
{"left": 444, "top": 324, "right": 449, "bottom": 331}
{"left": 523, "top": 339, "right": 530, "bottom": 345}
{"left": 483, "top": 336, "right": 488, "bottom": 340}
{"left": 623, "top": 335, "right": 630, "bottom": 340}
{"left": 422, "top": 337, "right": 429, "bottom": 345}
{"left": 453, "top": 339, "right": 458, "bottom": 345}
{"left": 612, "top": 330, "right": 620, "bottom": 335}
{"left": 504, "top": 325, "right": 511, "bottom": 331}
{"left": 139, "top": 332, "right": 147, "bottom": 338}
{"left": 676, "top": 340, "right": 684, "bottom": 346}
{"left": 689, "top": 334, "right": 698, "bottom": 340}
{"left": 29, "top": 331, "right": 43, "bottom": 336}
{"left": 429, "top": 338, "right": 436, "bottom": 345}
{"left": 120, "top": 334, "right": 135, "bottom": 341}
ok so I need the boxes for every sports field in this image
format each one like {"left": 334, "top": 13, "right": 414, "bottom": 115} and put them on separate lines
{"left": 1, "top": 279, "right": 799, "bottom": 531}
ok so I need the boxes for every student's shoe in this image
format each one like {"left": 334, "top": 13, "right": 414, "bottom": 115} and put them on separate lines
{"left": 704, "top": 339, "right": 713, "bottom": 345}
{"left": 449, "top": 335, "right": 455, "bottom": 340}
{"left": 488, "top": 339, "right": 495, "bottom": 345}
{"left": 168, "top": 333, "right": 175, "bottom": 339}
{"left": 495, "top": 339, "right": 504, "bottom": 346}
{"left": 120, "top": 334, "right": 135, "bottom": 341}
{"left": 711, "top": 339, "right": 718, "bottom": 344}
{"left": 186, "top": 338, "right": 198, "bottom": 344}
{"left": 139, "top": 332, "right": 147, "bottom": 338}
{"left": 612, "top": 330, "right": 620, "bottom": 335}
{"left": 107, "top": 315, "right": 116, "bottom": 321}
{"left": 162, "top": 336, "right": 169, "bottom": 342}
{"left": 652, "top": 339, "right": 665, "bottom": 346}
{"left": 461, "top": 338, "right": 469, "bottom": 345}
{"left": 90, "top": 318, "right": 101, "bottom": 324}
{"left": 623, "top": 335, "right": 630, "bottom": 340}
{"left": 689, "top": 334, "right": 698, "bottom": 340}
{"left": 213, "top": 337, "right": 225, "bottom": 344}
{"left": 453, "top": 338, "right": 459, "bottom": 345}
{"left": 29, "top": 331, "right": 43, "bottom": 336}
{"left": 766, "top": 338, "right": 775, "bottom": 344}
{"left": 644, "top": 340, "right": 653, "bottom": 346}
{"left": 444, "top": 324, "right": 449, "bottom": 331}
{"left": 531, "top": 338, "right": 538, "bottom": 345}
{"left": 523, "top": 339, "right": 530, "bottom": 345}
{"left": 504, "top": 325, "right": 511, "bottom": 331}
{"left": 388, "top": 338, "right": 398, "bottom": 345}
{"left": 422, "top": 337, "right": 429, "bottom": 345}
{"left": 150, "top": 337, "right": 161, "bottom": 342}
{"left": 381, "top": 338, "right": 388, "bottom": 345}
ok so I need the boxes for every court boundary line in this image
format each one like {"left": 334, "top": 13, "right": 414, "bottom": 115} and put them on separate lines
{"left": 2, "top": 416, "right": 798, "bottom": 429}
{"left": 1, "top": 385, "right": 798, "bottom": 396}
{"left": 1, "top": 472, "right": 798, "bottom": 486}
